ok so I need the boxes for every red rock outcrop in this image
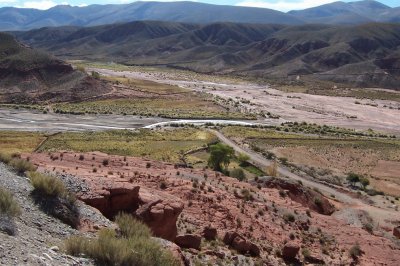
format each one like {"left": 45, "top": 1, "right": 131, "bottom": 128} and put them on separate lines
{"left": 175, "top": 234, "right": 202, "bottom": 250}
{"left": 262, "top": 177, "right": 335, "bottom": 215}
{"left": 136, "top": 198, "right": 184, "bottom": 241}
{"left": 223, "top": 231, "right": 260, "bottom": 256}
{"left": 80, "top": 183, "right": 140, "bottom": 218}
{"left": 26, "top": 152, "right": 400, "bottom": 265}
{"left": 203, "top": 226, "right": 217, "bottom": 240}
{"left": 394, "top": 226, "right": 400, "bottom": 239}
{"left": 282, "top": 243, "right": 300, "bottom": 260}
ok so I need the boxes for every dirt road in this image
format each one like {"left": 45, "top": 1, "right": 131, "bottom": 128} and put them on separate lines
{"left": 211, "top": 129, "right": 400, "bottom": 228}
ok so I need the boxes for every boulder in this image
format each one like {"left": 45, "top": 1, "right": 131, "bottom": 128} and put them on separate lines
{"left": 394, "top": 226, "right": 400, "bottom": 239}
{"left": 282, "top": 243, "right": 300, "bottom": 260}
{"left": 203, "top": 225, "right": 217, "bottom": 240}
{"left": 223, "top": 231, "right": 260, "bottom": 256}
{"left": 136, "top": 199, "right": 184, "bottom": 241}
{"left": 175, "top": 234, "right": 202, "bottom": 250}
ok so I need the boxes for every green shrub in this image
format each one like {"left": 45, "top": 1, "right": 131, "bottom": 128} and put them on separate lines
{"left": 28, "top": 171, "right": 67, "bottom": 198}
{"left": 230, "top": 168, "right": 246, "bottom": 181}
{"left": 9, "top": 158, "right": 36, "bottom": 174}
{"left": 64, "top": 214, "right": 178, "bottom": 266}
{"left": 0, "top": 187, "right": 21, "bottom": 217}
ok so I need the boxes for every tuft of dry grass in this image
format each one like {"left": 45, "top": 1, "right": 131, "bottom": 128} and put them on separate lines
{"left": 64, "top": 213, "right": 178, "bottom": 266}
{"left": 0, "top": 187, "right": 21, "bottom": 217}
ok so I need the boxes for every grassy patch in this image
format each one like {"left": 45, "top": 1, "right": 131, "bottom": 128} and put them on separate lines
{"left": 38, "top": 128, "right": 217, "bottom": 163}
{"left": 8, "top": 158, "right": 36, "bottom": 174}
{"left": 28, "top": 171, "right": 68, "bottom": 199}
{"left": 64, "top": 213, "right": 178, "bottom": 266}
{"left": 0, "top": 131, "right": 46, "bottom": 155}
{"left": 53, "top": 97, "right": 252, "bottom": 119}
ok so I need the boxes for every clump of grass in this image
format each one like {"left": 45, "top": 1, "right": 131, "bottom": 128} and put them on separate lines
{"left": 0, "top": 187, "right": 21, "bottom": 217}
{"left": 27, "top": 171, "right": 69, "bottom": 199}
{"left": 9, "top": 158, "right": 36, "bottom": 174}
{"left": 0, "top": 152, "right": 12, "bottom": 164}
{"left": 64, "top": 213, "right": 178, "bottom": 266}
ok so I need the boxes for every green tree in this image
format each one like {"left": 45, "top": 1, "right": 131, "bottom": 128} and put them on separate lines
{"left": 208, "top": 143, "right": 234, "bottom": 172}
{"left": 360, "top": 178, "right": 370, "bottom": 190}
{"left": 347, "top": 173, "right": 361, "bottom": 187}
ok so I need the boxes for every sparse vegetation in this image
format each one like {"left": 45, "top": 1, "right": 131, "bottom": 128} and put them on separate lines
{"left": 9, "top": 158, "right": 36, "bottom": 175}
{"left": 27, "top": 171, "right": 69, "bottom": 199}
{"left": 39, "top": 129, "right": 217, "bottom": 163}
{"left": 229, "top": 168, "right": 246, "bottom": 181}
{"left": 64, "top": 213, "right": 178, "bottom": 266}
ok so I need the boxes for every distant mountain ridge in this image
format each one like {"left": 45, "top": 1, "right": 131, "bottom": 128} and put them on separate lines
{"left": 288, "top": 0, "right": 400, "bottom": 24}
{"left": 0, "top": 1, "right": 302, "bottom": 31}
{"left": 0, "top": 1, "right": 399, "bottom": 31}
{"left": 14, "top": 21, "right": 400, "bottom": 89}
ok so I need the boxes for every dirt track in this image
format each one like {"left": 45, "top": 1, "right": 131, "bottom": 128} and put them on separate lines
{"left": 212, "top": 129, "right": 400, "bottom": 229}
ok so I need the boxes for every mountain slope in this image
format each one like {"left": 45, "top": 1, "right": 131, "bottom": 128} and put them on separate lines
{"left": 0, "top": 2, "right": 303, "bottom": 31}
{"left": 15, "top": 21, "right": 400, "bottom": 89}
{"left": 288, "top": 0, "right": 392, "bottom": 24}
{"left": 0, "top": 33, "right": 110, "bottom": 103}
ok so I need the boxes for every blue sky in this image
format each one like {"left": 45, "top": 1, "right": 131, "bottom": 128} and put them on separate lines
{"left": 1, "top": 0, "right": 398, "bottom": 12}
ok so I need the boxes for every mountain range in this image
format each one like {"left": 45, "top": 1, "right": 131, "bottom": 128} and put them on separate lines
{"left": 14, "top": 21, "right": 400, "bottom": 89}
{"left": 1, "top": 1, "right": 400, "bottom": 31}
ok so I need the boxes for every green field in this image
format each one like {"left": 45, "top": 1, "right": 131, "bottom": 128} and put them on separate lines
{"left": 38, "top": 128, "right": 217, "bottom": 163}
{"left": 0, "top": 131, "right": 46, "bottom": 155}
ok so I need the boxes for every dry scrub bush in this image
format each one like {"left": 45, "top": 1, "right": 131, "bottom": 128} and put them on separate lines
{"left": 9, "top": 158, "right": 36, "bottom": 174}
{"left": 64, "top": 213, "right": 178, "bottom": 266}
{"left": 0, "top": 187, "right": 21, "bottom": 217}
{"left": 28, "top": 172, "right": 76, "bottom": 205}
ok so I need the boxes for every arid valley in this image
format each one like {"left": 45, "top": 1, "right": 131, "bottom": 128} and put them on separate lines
{"left": 1, "top": 1, "right": 400, "bottom": 266}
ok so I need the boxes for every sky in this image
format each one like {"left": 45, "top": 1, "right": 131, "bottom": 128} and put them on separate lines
{"left": 0, "top": 0, "right": 398, "bottom": 12}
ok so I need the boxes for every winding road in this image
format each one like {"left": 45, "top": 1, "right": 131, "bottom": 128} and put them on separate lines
{"left": 211, "top": 129, "right": 400, "bottom": 227}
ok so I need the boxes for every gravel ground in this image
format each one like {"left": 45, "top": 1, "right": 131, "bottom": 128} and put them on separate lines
{"left": 0, "top": 163, "right": 112, "bottom": 265}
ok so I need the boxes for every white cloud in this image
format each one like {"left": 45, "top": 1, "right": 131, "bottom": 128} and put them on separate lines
{"left": 236, "top": 0, "right": 338, "bottom": 12}
{"left": 18, "top": 0, "right": 57, "bottom": 9}
{"left": 17, "top": 1, "right": 88, "bottom": 9}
